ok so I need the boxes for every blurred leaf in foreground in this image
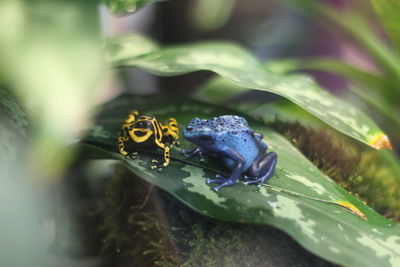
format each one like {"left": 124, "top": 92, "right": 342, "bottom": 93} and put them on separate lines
{"left": 0, "top": 0, "right": 102, "bottom": 177}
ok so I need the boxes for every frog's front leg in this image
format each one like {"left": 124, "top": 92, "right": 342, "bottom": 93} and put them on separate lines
{"left": 207, "top": 147, "right": 246, "bottom": 192}
{"left": 151, "top": 139, "right": 171, "bottom": 169}
{"left": 243, "top": 152, "right": 277, "bottom": 186}
{"left": 182, "top": 147, "right": 207, "bottom": 162}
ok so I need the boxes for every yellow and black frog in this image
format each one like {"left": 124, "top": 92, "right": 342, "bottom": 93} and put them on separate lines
{"left": 118, "top": 110, "right": 179, "bottom": 169}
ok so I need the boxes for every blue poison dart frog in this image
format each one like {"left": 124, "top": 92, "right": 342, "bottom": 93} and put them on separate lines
{"left": 118, "top": 110, "right": 179, "bottom": 169}
{"left": 183, "top": 115, "right": 277, "bottom": 191}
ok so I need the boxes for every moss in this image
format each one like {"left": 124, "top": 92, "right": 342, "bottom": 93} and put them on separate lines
{"left": 98, "top": 164, "right": 336, "bottom": 266}
{"left": 270, "top": 119, "right": 400, "bottom": 222}
{"left": 98, "top": 164, "right": 180, "bottom": 267}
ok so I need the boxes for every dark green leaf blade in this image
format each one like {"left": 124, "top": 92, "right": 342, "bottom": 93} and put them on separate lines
{"left": 82, "top": 94, "right": 400, "bottom": 267}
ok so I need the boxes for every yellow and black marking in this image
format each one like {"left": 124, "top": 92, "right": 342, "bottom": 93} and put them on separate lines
{"left": 118, "top": 110, "right": 179, "bottom": 169}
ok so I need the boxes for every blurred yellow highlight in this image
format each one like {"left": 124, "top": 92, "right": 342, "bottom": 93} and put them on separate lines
{"left": 370, "top": 133, "right": 393, "bottom": 150}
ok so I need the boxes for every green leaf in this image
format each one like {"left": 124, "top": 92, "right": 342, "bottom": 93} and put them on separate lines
{"left": 82, "top": 94, "right": 400, "bottom": 267}
{"left": 106, "top": 38, "right": 389, "bottom": 148}
{"left": 102, "top": 0, "right": 165, "bottom": 14}
{"left": 195, "top": 76, "right": 323, "bottom": 127}
{"left": 104, "top": 34, "right": 159, "bottom": 63}
{"left": 245, "top": 100, "right": 324, "bottom": 128}
{"left": 371, "top": 0, "right": 400, "bottom": 53}
{"left": 298, "top": 57, "right": 400, "bottom": 114}
{"left": 299, "top": 58, "right": 387, "bottom": 91}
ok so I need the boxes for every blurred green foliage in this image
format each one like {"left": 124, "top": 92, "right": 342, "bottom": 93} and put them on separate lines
{"left": 1, "top": 0, "right": 400, "bottom": 266}
{"left": 279, "top": 0, "right": 400, "bottom": 149}
{"left": 0, "top": 0, "right": 102, "bottom": 176}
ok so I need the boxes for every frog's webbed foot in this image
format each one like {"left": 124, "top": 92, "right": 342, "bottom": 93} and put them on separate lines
{"left": 127, "top": 151, "right": 138, "bottom": 160}
{"left": 243, "top": 175, "right": 252, "bottom": 180}
{"left": 215, "top": 174, "right": 226, "bottom": 179}
{"left": 207, "top": 178, "right": 237, "bottom": 192}
{"left": 206, "top": 173, "right": 226, "bottom": 185}
{"left": 207, "top": 174, "right": 239, "bottom": 191}
{"left": 150, "top": 159, "right": 170, "bottom": 172}
{"left": 182, "top": 147, "right": 206, "bottom": 162}
{"left": 174, "top": 140, "right": 181, "bottom": 147}
{"left": 242, "top": 175, "right": 265, "bottom": 184}
{"left": 242, "top": 178, "right": 264, "bottom": 187}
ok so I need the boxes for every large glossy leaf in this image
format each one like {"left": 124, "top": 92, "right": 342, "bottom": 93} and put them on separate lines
{"left": 103, "top": 34, "right": 159, "bottom": 63}
{"left": 195, "top": 76, "right": 323, "bottom": 127}
{"left": 105, "top": 36, "right": 391, "bottom": 149}
{"left": 299, "top": 58, "right": 388, "bottom": 91}
{"left": 289, "top": 58, "right": 400, "bottom": 124}
{"left": 82, "top": 94, "right": 400, "bottom": 267}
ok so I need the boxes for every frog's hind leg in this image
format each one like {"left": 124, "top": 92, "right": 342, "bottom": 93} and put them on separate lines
{"left": 118, "top": 126, "right": 132, "bottom": 156}
{"left": 118, "top": 135, "right": 129, "bottom": 156}
{"left": 151, "top": 139, "right": 171, "bottom": 169}
{"left": 243, "top": 152, "right": 277, "bottom": 186}
{"left": 252, "top": 131, "right": 268, "bottom": 152}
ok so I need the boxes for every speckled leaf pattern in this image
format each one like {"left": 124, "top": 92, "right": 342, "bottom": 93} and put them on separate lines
{"left": 105, "top": 37, "right": 389, "bottom": 149}
{"left": 82, "top": 95, "right": 400, "bottom": 267}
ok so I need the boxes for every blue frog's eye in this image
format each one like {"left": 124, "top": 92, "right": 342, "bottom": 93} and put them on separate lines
{"left": 186, "top": 126, "right": 193, "bottom": 131}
